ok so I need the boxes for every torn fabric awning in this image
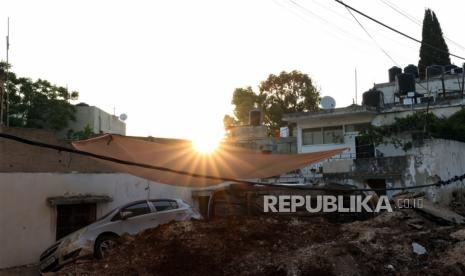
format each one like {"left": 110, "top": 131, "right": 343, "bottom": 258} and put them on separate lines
{"left": 72, "top": 134, "right": 347, "bottom": 187}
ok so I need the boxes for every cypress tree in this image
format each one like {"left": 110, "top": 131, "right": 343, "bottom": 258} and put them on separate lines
{"left": 418, "top": 9, "right": 451, "bottom": 79}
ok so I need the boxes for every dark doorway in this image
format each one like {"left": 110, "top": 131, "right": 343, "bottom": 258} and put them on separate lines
{"left": 355, "top": 136, "right": 374, "bottom": 159}
{"left": 366, "top": 179, "right": 387, "bottom": 196}
{"left": 56, "top": 204, "right": 96, "bottom": 240}
{"left": 197, "top": 196, "right": 210, "bottom": 219}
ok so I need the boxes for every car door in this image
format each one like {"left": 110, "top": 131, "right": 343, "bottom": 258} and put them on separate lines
{"left": 111, "top": 201, "right": 157, "bottom": 235}
{"left": 149, "top": 200, "right": 186, "bottom": 225}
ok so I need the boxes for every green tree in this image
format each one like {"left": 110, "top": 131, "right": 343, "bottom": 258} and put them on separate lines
{"left": 0, "top": 62, "right": 78, "bottom": 130}
{"left": 259, "top": 70, "right": 320, "bottom": 132}
{"left": 223, "top": 114, "right": 238, "bottom": 130}
{"left": 225, "top": 70, "right": 320, "bottom": 134}
{"left": 418, "top": 9, "right": 451, "bottom": 79}
{"left": 67, "top": 124, "right": 95, "bottom": 140}
{"left": 231, "top": 86, "right": 260, "bottom": 124}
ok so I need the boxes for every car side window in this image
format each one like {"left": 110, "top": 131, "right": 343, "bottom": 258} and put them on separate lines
{"left": 112, "top": 202, "right": 151, "bottom": 221}
{"left": 151, "top": 200, "right": 178, "bottom": 212}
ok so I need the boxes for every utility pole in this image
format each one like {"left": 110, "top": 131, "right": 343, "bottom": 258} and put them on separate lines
{"left": 462, "top": 63, "right": 465, "bottom": 102}
{"left": 6, "top": 17, "right": 9, "bottom": 127}
{"left": 355, "top": 68, "right": 358, "bottom": 105}
{"left": 0, "top": 68, "right": 5, "bottom": 126}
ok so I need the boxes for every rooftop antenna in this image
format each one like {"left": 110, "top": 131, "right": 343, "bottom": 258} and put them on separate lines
{"left": 5, "top": 17, "right": 9, "bottom": 127}
{"left": 355, "top": 67, "right": 358, "bottom": 105}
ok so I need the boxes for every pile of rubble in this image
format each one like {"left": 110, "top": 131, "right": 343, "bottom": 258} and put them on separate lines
{"left": 58, "top": 206, "right": 465, "bottom": 276}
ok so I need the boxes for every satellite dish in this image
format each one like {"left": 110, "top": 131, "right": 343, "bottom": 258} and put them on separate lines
{"left": 119, "top": 113, "right": 128, "bottom": 121}
{"left": 321, "top": 96, "right": 336, "bottom": 109}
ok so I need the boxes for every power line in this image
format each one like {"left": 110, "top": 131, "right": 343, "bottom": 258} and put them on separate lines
{"left": 272, "top": 0, "right": 349, "bottom": 43}
{"left": 285, "top": 0, "right": 368, "bottom": 44}
{"left": 378, "top": 0, "right": 465, "bottom": 51}
{"left": 0, "top": 132, "right": 464, "bottom": 192}
{"left": 345, "top": 7, "right": 399, "bottom": 66}
{"left": 343, "top": 6, "right": 432, "bottom": 92}
{"left": 379, "top": 0, "right": 421, "bottom": 25}
{"left": 310, "top": 0, "right": 418, "bottom": 62}
{"left": 334, "top": 0, "right": 465, "bottom": 61}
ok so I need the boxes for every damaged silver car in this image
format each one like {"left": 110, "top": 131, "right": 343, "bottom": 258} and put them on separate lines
{"left": 39, "top": 198, "right": 201, "bottom": 273}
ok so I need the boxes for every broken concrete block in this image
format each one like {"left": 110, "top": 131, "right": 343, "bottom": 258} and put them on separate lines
{"left": 412, "top": 242, "right": 427, "bottom": 255}
{"left": 407, "top": 222, "right": 424, "bottom": 230}
{"left": 450, "top": 229, "right": 465, "bottom": 241}
{"left": 414, "top": 200, "right": 465, "bottom": 225}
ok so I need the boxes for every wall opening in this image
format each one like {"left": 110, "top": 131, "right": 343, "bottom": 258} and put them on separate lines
{"left": 366, "top": 179, "right": 387, "bottom": 196}
{"left": 197, "top": 196, "right": 210, "bottom": 219}
{"left": 355, "top": 136, "right": 374, "bottom": 159}
{"left": 56, "top": 203, "right": 96, "bottom": 240}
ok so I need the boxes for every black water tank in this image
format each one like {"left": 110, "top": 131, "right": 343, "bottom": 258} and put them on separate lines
{"left": 249, "top": 109, "right": 261, "bottom": 126}
{"left": 444, "top": 64, "right": 459, "bottom": 74}
{"left": 362, "top": 89, "right": 384, "bottom": 108}
{"left": 426, "top": 65, "right": 444, "bottom": 78}
{"left": 388, "top": 66, "right": 402, "bottom": 82}
{"left": 397, "top": 73, "right": 416, "bottom": 94}
{"left": 454, "top": 67, "right": 463, "bottom": 74}
{"left": 404, "top": 64, "right": 419, "bottom": 78}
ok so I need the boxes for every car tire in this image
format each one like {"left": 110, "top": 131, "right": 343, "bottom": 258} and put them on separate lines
{"left": 94, "top": 233, "right": 119, "bottom": 259}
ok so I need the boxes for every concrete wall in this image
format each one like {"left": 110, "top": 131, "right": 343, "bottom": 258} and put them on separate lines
{"left": 0, "top": 173, "right": 194, "bottom": 269}
{"left": 60, "top": 105, "right": 126, "bottom": 137}
{"left": 0, "top": 127, "right": 114, "bottom": 173}
{"left": 404, "top": 139, "right": 465, "bottom": 205}
{"left": 371, "top": 102, "right": 463, "bottom": 127}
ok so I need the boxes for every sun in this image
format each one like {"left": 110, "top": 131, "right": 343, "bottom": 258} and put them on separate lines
{"left": 192, "top": 135, "right": 222, "bottom": 154}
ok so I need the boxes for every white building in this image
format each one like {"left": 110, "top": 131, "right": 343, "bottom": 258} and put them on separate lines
{"left": 283, "top": 67, "right": 465, "bottom": 203}
{"left": 59, "top": 104, "right": 126, "bottom": 138}
{"left": 0, "top": 127, "right": 198, "bottom": 269}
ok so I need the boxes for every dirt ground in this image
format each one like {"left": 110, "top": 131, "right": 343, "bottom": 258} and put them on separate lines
{"left": 58, "top": 209, "right": 465, "bottom": 276}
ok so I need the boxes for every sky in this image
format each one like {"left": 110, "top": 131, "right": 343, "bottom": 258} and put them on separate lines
{"left": 1, "top": 0, "right": 465, "bottom": 141}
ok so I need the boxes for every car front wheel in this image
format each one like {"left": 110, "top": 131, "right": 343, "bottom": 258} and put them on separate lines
{"left": 94, "top": 234, "right": 119, "bottom": 259}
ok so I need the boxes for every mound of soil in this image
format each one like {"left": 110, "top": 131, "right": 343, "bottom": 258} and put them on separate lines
{"left": 59, "top": 210, "right": 465, "bottom": 275}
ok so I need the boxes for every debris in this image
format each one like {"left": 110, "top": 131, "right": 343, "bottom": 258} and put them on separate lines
{"left": 393, "top": 191, "right": 425, "bottom": 199}
{"left": 386, "top": 264, "right": 395, "bottom": 271}
{"left": 416, "top": 201, "right": 465, "bottom": 225}
{"left": 57, "top": 208, "right": 465, "bottom": 275}
{"left": 408, "top": 222, "right": 424, "bottom": 230}
{"left": 412, "top": 242, "right": 427, "bottom": 255}
{"left": 450, "top": 229, "right": 465, "bottom": 241}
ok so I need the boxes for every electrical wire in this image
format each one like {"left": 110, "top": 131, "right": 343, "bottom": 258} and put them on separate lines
{"left": 345, "top": 7, "right": 399, "bottom": 66}
{"left": 378, "top": 0, "right": 465, "bottom": 51}
{"left": 272, "top": 0, "right": 351, "bottom": 43}
{"left": 334, "top": 0, "right": 465, "bottom": 61}
{"left": 0, "top": 132, "right": 464, "bottom": 192}
{"left": 284, "top": 0, "right": 369, "bottom": 45}
{"left": 379, "top": 0, "right": 421, "bottom": 25}
{"left": 342, "top": 5, "right": 431, "bottom": 92}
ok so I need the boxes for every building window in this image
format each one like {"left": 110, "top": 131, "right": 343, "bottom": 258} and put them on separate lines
{"left": 302, "top": 126, "right": 343, "bottom": 145}
{"left": 302, "top": 128, "right": 323, "bottom": 145}
{"left": 323, "top": 126, "right": 343, "bottom": 144}
{"left": 56, "top": 204, "right": 96, "bottom": 240}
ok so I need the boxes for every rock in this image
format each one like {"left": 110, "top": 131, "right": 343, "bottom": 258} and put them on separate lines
{"left": 119, "top": 233, "right": 136, "bottom": 244}
{"left": 412, "top": 242, "right": 427, "bottom": 255}
{"left": 450, "top": 229, "right": 465, "bottom": 241}
{"left": 408, "top": 223, "right": 424, "bottom": 230}
{"left": 386, "top": 264, "right": 395, "bottom": 271}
